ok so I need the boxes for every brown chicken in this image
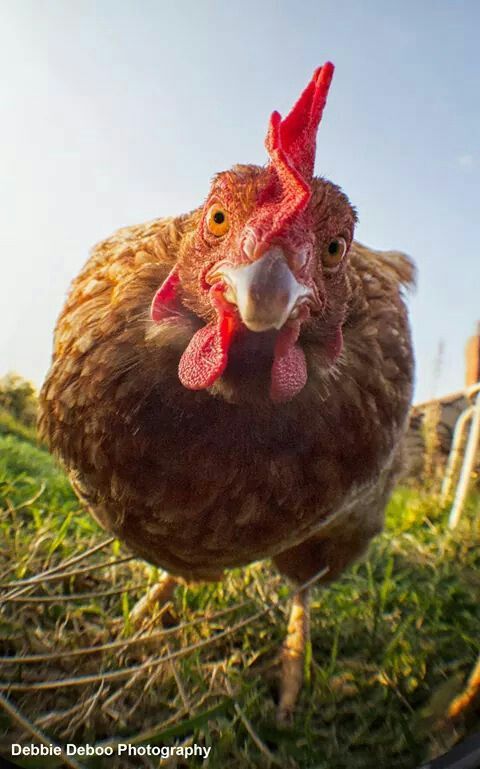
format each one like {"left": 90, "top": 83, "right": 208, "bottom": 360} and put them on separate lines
{"left": 39, "top": 63, "right": 415, "bottom": 721}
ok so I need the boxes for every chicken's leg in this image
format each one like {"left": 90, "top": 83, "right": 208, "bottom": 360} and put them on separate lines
{"left": 277, "top": 587, "right": 310, "bottom": 724}
{"left": 130, "top": 572, "right": 178, "bottom": 627}
{"left": 447, "top": 654, "right": 480, "bottom": 721}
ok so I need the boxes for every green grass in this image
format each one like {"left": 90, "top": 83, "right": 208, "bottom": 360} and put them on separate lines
{"left": 0, "top": 408, "right": 39, "bottom": 447}
{"left": 0, "top": 426, "right": 479, "bottom": 769}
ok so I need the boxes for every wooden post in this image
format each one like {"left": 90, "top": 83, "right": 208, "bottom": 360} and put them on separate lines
{"left": 465, "top": 322, "right": 480, "bottom": 386}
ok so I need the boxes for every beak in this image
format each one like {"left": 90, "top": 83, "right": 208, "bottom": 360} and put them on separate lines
{"left": 211, "top": 247, "right": 312, "bottom": 332}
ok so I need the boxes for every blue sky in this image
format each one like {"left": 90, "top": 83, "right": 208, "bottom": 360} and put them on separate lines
{"left": 1, "top": 0, "right": 479, "bottom": 403}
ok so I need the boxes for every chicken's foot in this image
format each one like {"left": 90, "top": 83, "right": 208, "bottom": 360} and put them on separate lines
{"left": 130, "top": 572, "right": 178, "bottom": 627}
{"left": 447, "top": 654, "right": 480, "bottom": 721}
{"left": 277, "top": 587, "right": 310, "bottom": 724}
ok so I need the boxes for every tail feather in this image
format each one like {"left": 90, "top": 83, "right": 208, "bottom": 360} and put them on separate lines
{"left": 352, "top": 241, "right": 416, "bottom": 290}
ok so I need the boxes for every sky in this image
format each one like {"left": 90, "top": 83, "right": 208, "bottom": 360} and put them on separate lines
{"left": 1, "top": 0, "right": 479, "bottom": 404}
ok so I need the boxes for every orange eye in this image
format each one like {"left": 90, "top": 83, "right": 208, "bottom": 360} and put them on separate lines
{"left": 323, "top": 237, "right": 347, "bottom": 269}
{"left": 206, "top": 205, "right": 230, "bottom": 237}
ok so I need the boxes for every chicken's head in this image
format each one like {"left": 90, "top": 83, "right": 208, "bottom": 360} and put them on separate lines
{"left": 151, "top": 63, "right": 357, "bottom": 403}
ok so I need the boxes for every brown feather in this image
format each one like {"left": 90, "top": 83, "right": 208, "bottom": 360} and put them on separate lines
{"left": 39, "top": 169, "right": 414, "bottom": 585}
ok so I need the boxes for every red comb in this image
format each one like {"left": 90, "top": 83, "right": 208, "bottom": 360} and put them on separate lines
{"left": 272, "top": 62, "right": 334, "bottom": 180}
{"left": 253, "top": 63, "right": 334, "bottom": 242}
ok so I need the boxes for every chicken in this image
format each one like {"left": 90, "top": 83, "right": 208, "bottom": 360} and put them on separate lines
{"left": 39, "top": 63, "right": 415, "bottom": 721}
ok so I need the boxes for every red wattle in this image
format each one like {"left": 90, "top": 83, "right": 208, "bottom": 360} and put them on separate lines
{"left": 151, "top": 273, "right": 238, "bottom": 392}
{"left": 178, "top": 312, "right": 237, "bottom": 391}
{"left": 270, "top": 323, "right": 308, "bottom": 403}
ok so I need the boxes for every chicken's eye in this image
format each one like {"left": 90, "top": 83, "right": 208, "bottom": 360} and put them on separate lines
{"left": 206, "top": 206, "right": 230, "bottom": 238}
{"left": 323, "top": 237, "right": 347, "bottom": 269}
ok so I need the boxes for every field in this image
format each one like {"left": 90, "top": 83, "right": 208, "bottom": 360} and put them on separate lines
{"left": 0, "top": 415, "right": 479, "bottom": 769}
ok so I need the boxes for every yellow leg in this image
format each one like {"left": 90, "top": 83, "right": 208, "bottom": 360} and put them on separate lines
{"left": 129, "top": 572, "right": 178, "bottom": 627}
{"left": 277, "top": 587, "right": 310, "bottom": 724}
{"left": 448, "top": 654, "right": 480, "bottom": 720}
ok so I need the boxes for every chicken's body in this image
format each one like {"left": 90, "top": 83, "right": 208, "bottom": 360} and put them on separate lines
{"left": 39, "top": 210, "right": 413, "bottom": 584}
{"left": 39, "top": 66, "right": 415, "bottom": 720}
